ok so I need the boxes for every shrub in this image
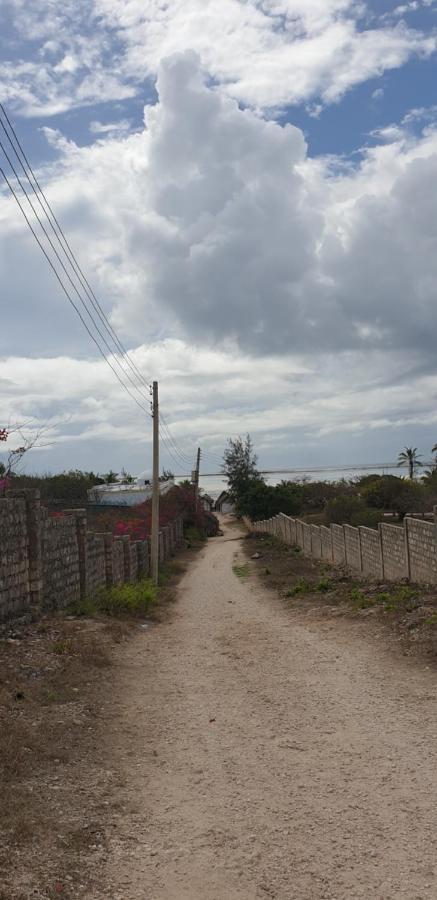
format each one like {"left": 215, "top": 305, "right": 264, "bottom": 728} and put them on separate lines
{"left": 326, "top": 495, "right": 366, "bottom": 525}
{"left": 71, "top": 578, "right": 157, "bottom": 619}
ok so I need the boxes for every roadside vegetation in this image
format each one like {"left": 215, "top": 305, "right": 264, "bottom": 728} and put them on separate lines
{"left": 222, "top": 435, "right": 437, "bottom": 529}
{"left": 0, "top": 500, "right": 210, "bottom": 898}
{"left": 243, "top": 531, "right": 437, "bottom": 664}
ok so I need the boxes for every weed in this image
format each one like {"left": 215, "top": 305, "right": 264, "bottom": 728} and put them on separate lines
{"left": 287, "top": 578, "right": 311, "bottom": 597}
{"left": 425, "top": 614, "right": 437, "bottom": 626}
{"left": 374, "top": 592, "right": 392, "bottom": 605}
{"left": 70, "top": 578, "right": 157, "bottom": 619}
{"left": 394, "top": 586, "right": 418, "bottom": 605}
{"left": 349, "top": 588, "right": 374, "bottom": 609}
{"left": 185, "top": 526, "right": 206, "bottom": 547}
{"left": 52, "top": 639, "right": 74, "bottom": 656}
{"left": 316, "top": 578, "right": 333, "bottom": 593}
{"left": 233, "top": 564, "right": 250, "bottom": 580}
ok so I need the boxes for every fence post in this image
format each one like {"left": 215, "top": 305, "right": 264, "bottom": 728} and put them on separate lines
{"left": 6, "top": 488, "right": 43, "bottom": 613}
{"left": 103, "top": 533, "right": 114, "bottom": 587}
{"left": 63, "top": 508, "right": 88, "bottom": 600}
{"left": 378, "top": 523, "right": 385, "bottom": 580}
{"left": 404, "top": 517, "right": 411, "bottom": 581}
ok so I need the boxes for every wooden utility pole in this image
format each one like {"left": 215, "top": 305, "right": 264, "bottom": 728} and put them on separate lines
{"left": 151, "top": 380, "right": 159, "bottom": 586}
{"left": 194, "top": 447, "right": 201, "bottom": 504}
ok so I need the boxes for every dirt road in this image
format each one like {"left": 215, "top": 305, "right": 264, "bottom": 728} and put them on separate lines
{"left": 102, "top": 520, "right": 437, "bottom": 899}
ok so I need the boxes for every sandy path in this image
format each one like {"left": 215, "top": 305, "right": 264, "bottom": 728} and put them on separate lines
{"left": 103, "top": 520, "right": 437, "bottom": 899}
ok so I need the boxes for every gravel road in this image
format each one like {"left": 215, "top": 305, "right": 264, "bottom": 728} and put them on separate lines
{"left": 103, "top": 519, "right": 437, "bottom": 899}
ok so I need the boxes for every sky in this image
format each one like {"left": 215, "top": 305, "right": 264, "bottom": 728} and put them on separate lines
{"left": 1, "top": 0, "right": 437, "bottom": 484}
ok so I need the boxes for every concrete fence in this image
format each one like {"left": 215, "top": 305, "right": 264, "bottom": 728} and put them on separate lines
{"left": 0, "top": 489, "right": 184, "bottom": 624}
{"left": 249, "top": 511, "right": 437, "bottom": 585}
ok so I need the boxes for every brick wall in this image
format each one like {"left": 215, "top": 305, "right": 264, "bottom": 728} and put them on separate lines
{"left": 360, "top": 527, "right": 383, "bottom": 578}
{"left": 406, "top": 518, "right": 437, "bottom": 584}
{"left": 86, "top": 533, "right": 107, "bottom": 596}
{"left": 250, "top": 512, "right": 437, "bottom": 587}
{"left": 344, "top": 525, "right": 361, "bottom": 572}
{"left": 0, "top": 498, "right": 29, "bottom": 622}
{"left": 303, "top": 523, "right": 312, "bottom": 556}
{"left": 380, "top": 524, "right": 406, "bottom": 581}
{"left": 0, "top": 489, "right": 185, "bottom": 624}
{"left": 42, "top": 513, "right": 80, "bottom": 610}
{"left": 332, "top": 524, "right": 346, "bottom": 565}
{"left": 321, "top": 526, "right": 333, "bottom": 561}
{"left": 296, "top": 521, "right": 305, "bottom": 549}
{"left": 311, "top": 525, "right": 322, "bottom": 559}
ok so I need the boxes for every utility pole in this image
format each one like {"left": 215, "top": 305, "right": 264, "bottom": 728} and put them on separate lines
{"left": 151, "top": 380, "right": 159, "bottom": 586}
{"left": 194, "top": 447, "right": 201, "bottom": 505}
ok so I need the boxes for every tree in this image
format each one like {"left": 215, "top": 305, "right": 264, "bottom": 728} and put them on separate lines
{"left": 101, "top": 470, "right": 119, "bottom": 484}
{"left": 222, "top": 435, "right": 263, "bottom": 514}
{"left": 120, "top": 468, "right": 135, "bottom": 484}
{"left": 397, "top": 447, "right": 422, "bottom": 480}
{"left": 0, "top": 421, "right": 57, "bottom": 495}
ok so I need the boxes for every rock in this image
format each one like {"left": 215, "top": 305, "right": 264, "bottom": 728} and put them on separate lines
{"left": 251, "top": 552, "right": 261, "bottom": 559}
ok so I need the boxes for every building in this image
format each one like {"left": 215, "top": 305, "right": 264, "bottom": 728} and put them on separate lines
{"left": 200, "top": 493, "right": 215, "bottom": 512}
{"left": 88, "top": 473, "right": 175, "bottom": 507}
{"left": 215, "top": 490, "right": 235, "bottom": 515}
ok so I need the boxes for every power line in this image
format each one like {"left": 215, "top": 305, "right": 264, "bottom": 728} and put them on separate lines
{"left": 0, "top": 166, "right": 151, "bottom": 415}
{"left": 160, "top": 412, "right": 193, "bottom": 465}
{"left": 0, "top": 135, "right": 154, "bottom": 413}
{"left": 0, "top": 105, "right": 154, "bottom": 416}
{"left": 0, "top": 103, "right": 153, "bottom": 395}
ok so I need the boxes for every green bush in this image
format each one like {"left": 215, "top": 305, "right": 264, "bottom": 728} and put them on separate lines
{"left": 71, "top": 578, "right": 157, "bottom": 619}
{"left": 326, "top": 495, "right": 366, "bottom": 525}
{"left": 184, "top": 526, "right": 206, "bottom": 547}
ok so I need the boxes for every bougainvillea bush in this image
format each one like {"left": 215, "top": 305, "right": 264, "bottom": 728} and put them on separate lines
{"left": 90, "top": 485, "right": 217, "bottom": 540}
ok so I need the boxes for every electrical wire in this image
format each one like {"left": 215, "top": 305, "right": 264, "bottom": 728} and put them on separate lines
{"left": 0, "top": 166, "right": 152, "bottom": 415}
{"left": 0, "top": 104, "right": 153, "bottom": 396}
{"left": 0, "top": 136, "right": 156, "bottom": 415}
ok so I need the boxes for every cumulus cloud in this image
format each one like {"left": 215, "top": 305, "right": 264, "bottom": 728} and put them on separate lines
{"left": 3, "top": 53, "right": 437, "bottom": 470}
{"left": 3, "top": 52, "right": 437, "bottom": 362}
{"left": 1, "top": 0, "right": 435, "bottom": 115}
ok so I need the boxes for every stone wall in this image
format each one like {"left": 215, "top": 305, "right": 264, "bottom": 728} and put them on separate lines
{"left": 0, "top": 498, "right": 29, "bottom": 622}
{"left": 360, "top": 527, "right": 383, "bottom": 578}
{"left": 344, "top": 525, "right": 361, "bottom": 572}
{"left": 42, "top": 512, "right": 80, "bottom": 610}
{"left": 0, "top": 489, "right": 185, "bottom": 623}
{"left": 380, "top": 524, "right": 406, "bottom": 581}
{"left": 406, "top": 518, "right": 437, "bottom": 584}
{"left": 251, "top": 511, "right": 437, "bottom": 587}
{"left": 332, "top": 524, "right": 346, "bottom": 565}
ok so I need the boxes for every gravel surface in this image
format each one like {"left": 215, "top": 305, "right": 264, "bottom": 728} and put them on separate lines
{"left": 102, "top": 519, "right": 437, "bottom": 899}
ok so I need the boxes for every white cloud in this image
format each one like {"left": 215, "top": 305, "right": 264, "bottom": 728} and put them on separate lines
{"left": 3, "top": 53, "right": 437, "bottom": 470}
{"left": 1, "top": 0, "right": 436, "bottom": 116}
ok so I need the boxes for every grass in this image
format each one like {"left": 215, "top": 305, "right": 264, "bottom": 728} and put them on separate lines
{"left": 349, "top": 587, "right": 375, "bottom": 609}
{"left": 185, "top": 526, "right": 206, "bottom": 548}
{"left": 316, "top": 578, "right": 334, "bottom": 593}
{"left": 233, "top": 563, "right": 250, "bottom": 580}
{"left": 70, "top": 577, "right": 157, "bottom": 619}
{"left": 286, "top": 577, "right": 311, "bottom": 597}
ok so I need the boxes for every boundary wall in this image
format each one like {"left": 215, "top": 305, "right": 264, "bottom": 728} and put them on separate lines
{"left": 0, "top": 489, "right": 184, "bottom": 623}
{"left": 249, "top": 511, "right": 437, "bottom": 586}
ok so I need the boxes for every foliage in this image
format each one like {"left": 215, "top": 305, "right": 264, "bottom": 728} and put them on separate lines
{"left": 397, "top": 446, "right": 422, "bottom": 480}
{"left": 160, "top": 469, "right": 174, "bottom": 482}
{"left": 222, "top": 434, "right": 263, "bottom": 514}
{"left": 7, "top": 469, "right": 102, "bottom": 507}
{"left": 325, "top": 495, "right": 367, "bottom": 525}
{"left": 72, "top": 579, "right": 157, "bottom": 618}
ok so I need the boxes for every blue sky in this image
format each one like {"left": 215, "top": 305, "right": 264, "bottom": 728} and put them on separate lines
{"left": 1, "top": 0, "right": 437, "bottom": 480}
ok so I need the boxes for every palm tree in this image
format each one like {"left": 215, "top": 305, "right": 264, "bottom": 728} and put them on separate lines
{"left": 101, "top": 470, "right": 119, "bottom": 484}
{"left": 397, "top": 447, "right": 422, "bottom": 480}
